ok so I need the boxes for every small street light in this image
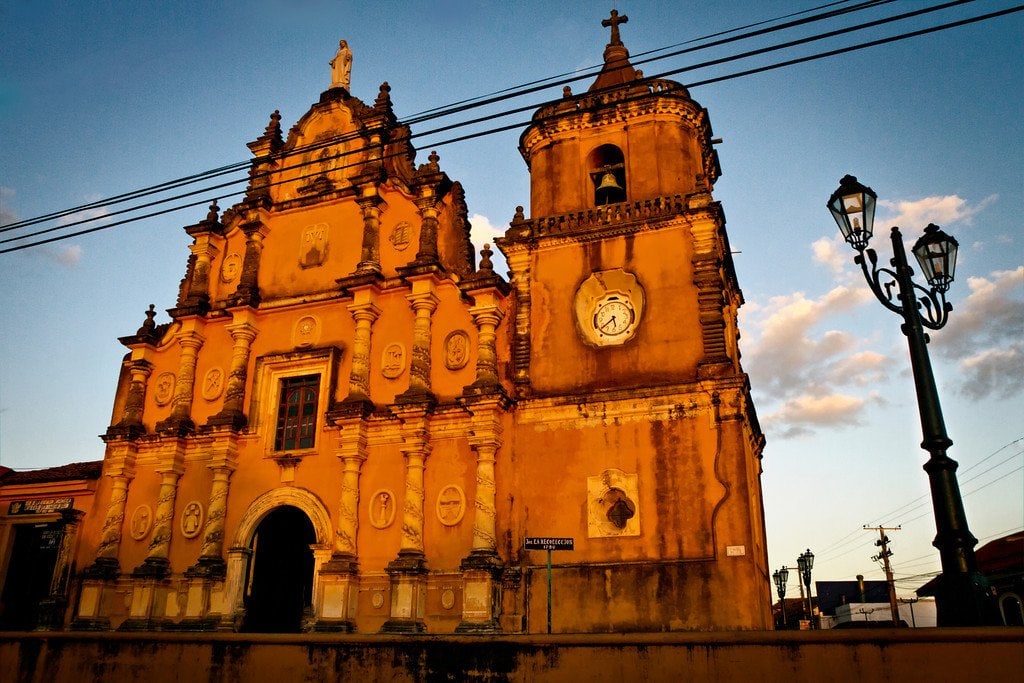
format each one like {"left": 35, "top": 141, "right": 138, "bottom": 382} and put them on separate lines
{"left": 827, "top": 175, "right": 995, "bottom": 626}
{"left": 797, "top": 549, "right": 815, "bottom": 628}
{"left": 772, "top": 566, "right": 790, "bottom": 627}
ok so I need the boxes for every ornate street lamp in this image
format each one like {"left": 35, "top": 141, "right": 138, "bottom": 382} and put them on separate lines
{"left": 827, "top": 175, "right": 995, "bottom": 626}
{"left": 772, "top": 566, "right": 790, "bottom": 627}
{"left": 797, "top": 549, "right": 815, "bottom": 628}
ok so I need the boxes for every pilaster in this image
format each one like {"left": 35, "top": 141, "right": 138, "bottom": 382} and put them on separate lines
{"left": 381, "top": 407, "right": 432, "bottom": 633}
{"left": 208, "top": 311, "right": 258, "bottom": 429}
{"left": 155, "top": 325, "right": 205, "bottom": 435}
{"left": 396, "top": 276, "right": 439, "bottom": 405}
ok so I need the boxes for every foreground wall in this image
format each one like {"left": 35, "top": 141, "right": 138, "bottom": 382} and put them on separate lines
{"left": 2, "top": 629, "right": 1021, "bottom": 682}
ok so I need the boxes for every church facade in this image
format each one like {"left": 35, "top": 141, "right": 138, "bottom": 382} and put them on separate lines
{"left": 66, "top": 13, "right": 769, "bottom": 634}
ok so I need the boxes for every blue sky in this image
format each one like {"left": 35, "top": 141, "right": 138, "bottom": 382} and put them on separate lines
{"left": 1, "top": 1, "right": 1021, "bottom": 598}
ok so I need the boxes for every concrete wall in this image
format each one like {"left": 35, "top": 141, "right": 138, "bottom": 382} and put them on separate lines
{"left": 1, "top": 628, "right": 1021, "bottom": 682}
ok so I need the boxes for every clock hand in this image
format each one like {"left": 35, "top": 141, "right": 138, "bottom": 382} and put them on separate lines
{"left": 600, "top": 315, "right": 617, "bottom": 331}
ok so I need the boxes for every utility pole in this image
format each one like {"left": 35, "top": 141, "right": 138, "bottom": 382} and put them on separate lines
{"left": 866, "top": 525, "right": 901, "bottom": 626}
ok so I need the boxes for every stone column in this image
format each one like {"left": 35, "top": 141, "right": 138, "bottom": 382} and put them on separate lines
{"left": 316, "top": 418, "right": 369, "bottom": 632}
{"left": 156, "top": 330, "right": 205, "bottom": 434}
{"left": 413, "top": 197, "right": 440, "bottom": 265}
{"left": 506, "top": 246, "right": 533, "bottom": 391}
{"left": 92, "top": 448, "right": 137, "bottom": 571}
{"left": 208, "top": 315, "right": 258, "bottom": 429}
{"left": 135, "top": 460, "right": 184, "bottom": 578}
{"left": 457, "top": 404, "right": 506, "bottom": 633}
{"left": 119, "top": 359, "right": 153, "bottom": 432}
{"left": 355, "top": 194, "right": 384, "bottom": 274}
{"left": 467, "top": 302, "right": 505, "bottom": 392}
{"left": 181, "top": 234, "right": 218, "bottom": 312}
{"left": 232, "top": 218, "right": 269, "bottom": 307}
{"left": 73, "top": 444, "right": 136, "bottom": 629}
{"left": 182, "top": 434, "right": 238, "bottom": 630}
{"left": 382, "top": 409, "right": 431, "bottom": 633}
{"left": 346, "top": 296, "right": 381, "bottom": 403}
{"left": 397, "top": 279, "right": 438, "bottom": 402}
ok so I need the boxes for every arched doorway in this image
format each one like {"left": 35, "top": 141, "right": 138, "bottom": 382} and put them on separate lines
{"left": 242, "top": 505, "right": 315, "bottom": 633}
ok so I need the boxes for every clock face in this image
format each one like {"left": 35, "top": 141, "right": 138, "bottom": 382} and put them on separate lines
{"left": 593, "top": 297, "right": 634, "bottom": 338}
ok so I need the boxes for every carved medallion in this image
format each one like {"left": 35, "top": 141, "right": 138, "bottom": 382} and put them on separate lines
{"left": 299, "top": 223, "right": 329, "bottom": 268}
{"left": 369, "top": 489, "right": 397, "bottom": 529}
{"left": 154, "top": 372, "right": 176, "bottom": 406}
{"left": 202, "top": 367, "right": 224, "bottom": 401}
{"left": 221, "top": 253, "right": 242, "bottom": 283}
{"left": 180, "top": 501, "right": 204, "bottom": 539}
{"left": 381, "top": 343, "right": 406, "bottom": 379}
{"left": 129, "top": 505, "right": 153, "bottom": 541}
{"left": 371, "top": 591, "right": 386, "bottom": 609}
{"left": 441, "top": 588, "right": 456, "bottom": 610}
{"left": 444, "top": 330, "right": 471, "bottom": 370}
{"left": 293, "top": 315, "right": 320, "bottom": 348}
{"left": 389, "top": 221, "right": 412, "bottom": 251}
{"left": 436, "top": 485, "right": 466, "bottom": 526}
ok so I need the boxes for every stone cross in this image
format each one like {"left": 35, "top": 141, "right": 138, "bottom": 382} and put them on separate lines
{"left": 602, "top": 9, "right": 628, "bottom": 45}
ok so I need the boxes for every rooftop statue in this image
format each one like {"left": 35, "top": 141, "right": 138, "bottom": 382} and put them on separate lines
{"left": 330, "top": 39, "right": 352, "bottom": 89}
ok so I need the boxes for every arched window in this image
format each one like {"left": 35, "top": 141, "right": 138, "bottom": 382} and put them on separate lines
{"left": 588, "top": 144, "right": 626, "bottom": 205}
{"left": 999, "top": 593, "right": 1024, "bottom": 626}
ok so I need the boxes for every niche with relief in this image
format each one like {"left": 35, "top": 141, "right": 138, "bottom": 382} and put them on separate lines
{"left": 587, "top": 468, "right": 640, "bottom": 538}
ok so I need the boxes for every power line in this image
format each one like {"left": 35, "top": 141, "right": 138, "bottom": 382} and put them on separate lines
{"left": 4, "top": 2, "right": 1014, "bottom": 253}
{"left": 4, "top": 0, "right": 894, "bottom": 235}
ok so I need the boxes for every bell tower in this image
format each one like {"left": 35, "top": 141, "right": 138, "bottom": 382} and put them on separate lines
{"left": 496, "top": 12, "right": 769, "bottom": 631}
{"left": 498, "top": 9, "right": 739, "bottom": 397}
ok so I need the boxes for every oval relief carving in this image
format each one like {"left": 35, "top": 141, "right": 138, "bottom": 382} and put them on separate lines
{"left": 436, "top": 485, "right": 466, "bottom": 526}
{"left": 444, "top": 330, "right": 470, "bottom": 371}
{"left": 202, "top": 367, "right": 225, "bottom": 401}
{"left": 153, "top": 372, "right": 176, "bottom": 406}
{"left": 389, "top": 221, "right": 412, "bottom": 251}
{"left": 369, "top": 489, "right": 397, "bottom": 529}
{"left": 221, "top": 253, "right": 242, "bottom": 283}
{"left": 129, "top": 505, "right": 153, "bottom": 541}
{"left": 180, "top": 500, "right": 204, "bottom": 539}
{"left": 441, "top": 588, "right": 456, "bottom": 610}
{"left": 381, "top": 343, "right": 406, "bottom": 379}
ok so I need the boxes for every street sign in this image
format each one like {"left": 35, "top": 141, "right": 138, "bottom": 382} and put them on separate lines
{"left": 524, "top": 537, "right": 575, "bottom": 633}
{"left": 524, "top": 537, "right": 574, "bottom": 551}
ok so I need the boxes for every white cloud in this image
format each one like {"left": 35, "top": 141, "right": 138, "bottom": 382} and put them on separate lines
{"left": 54, "top": 244, "right": 82, "bottom": 266}
{"left": 468, "top": 213, "right": 504, "bottom": 250}
{"left": 468, "top": 213, "right": 509, "bottom": 276}
{"left": 55, "top": 206, "right": 110, "bottom": 227}
{"left": 741, "top": 278, "right": 892, "bottom": 438}
{"left": 876, "top": 194, "right": 996, "bottom": 230}
{"left": 812, "top": 235, "right": 849, "bottom": 277}
{"left": 761, "top": 393, "right": 877, "bottom": 439}
{"left": 932, "top": 267, "right": 1024, "bottom": 400}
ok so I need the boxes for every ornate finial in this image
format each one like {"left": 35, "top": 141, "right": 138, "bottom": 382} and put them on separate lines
{"left": 635, "top": 69, "right": 643, "bottom": 80}
{"left": 204, "top": 200, "right": 220, "bottom": 223}
{"left": 602, "top": 9, "right": 628, "bottom": 46}
{"left": 330, "top": 40, "right": 353, "bottom": 90}
{"left": 137, "top": 304, "right": 157, "bottom": 336}
{"left": 562, "top": 85, "right": 573, "bottom": 98}
{"left": 375, "top": 81, "right": 392, "bottom": 108}
{"left": 479, "top": 243, "right": 494, "bottom": 271}
{"left": 265, "top": 110, "right": 282, "bottom": 137}
{"left": 427, "top": 150, "right": 440, "bottom": 171}
{"left": 513, "top": 205, "right": 525, "bottom": 223}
